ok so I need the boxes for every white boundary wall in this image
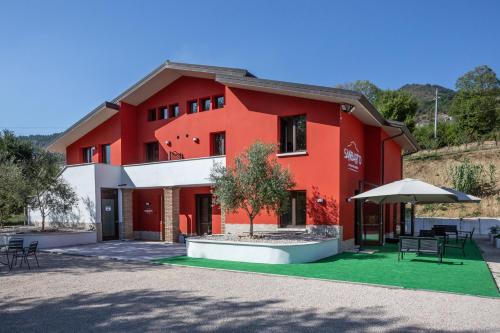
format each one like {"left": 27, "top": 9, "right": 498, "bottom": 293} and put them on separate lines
{"left": 414, "top": 217, "right": 500, "bottom": 235}
{"left": 0, "top": 231, "right": 97, "bottom": 249}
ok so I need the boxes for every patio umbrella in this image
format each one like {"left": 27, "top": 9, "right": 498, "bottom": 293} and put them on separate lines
{"left": 439, "top": 187, "right": 481, "bottom": 203}
{"left": 349, "top": 178, "right": 459, "bottom": 204}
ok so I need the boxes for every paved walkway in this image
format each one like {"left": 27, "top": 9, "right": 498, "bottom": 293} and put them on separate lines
{"left": 1, "top": 253, "right": 499, "bottom": 332}
{"left": 476, "top": 236, "right": 500, "bottom": 288}
{"left": 43, "top": 240, "right": 186, "bottom": 262}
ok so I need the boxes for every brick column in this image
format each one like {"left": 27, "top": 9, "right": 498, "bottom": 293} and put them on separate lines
{"left": 121, "top": 189, "right": 134, "bottom": 240}
{"left": 163, "top": 187, "right": 180, "bottom": 243}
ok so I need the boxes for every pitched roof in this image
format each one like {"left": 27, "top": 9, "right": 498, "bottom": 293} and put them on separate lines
{"left": 47, "top": 61, "right": 419, "bottom": 153}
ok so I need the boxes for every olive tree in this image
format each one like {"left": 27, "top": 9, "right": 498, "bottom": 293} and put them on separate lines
{"left": 0, "top": 159, "right": 25, "bottom": 228}
{"left": 29, "top": 150, "right": 77, "bottom": 231}
{"left": 209, "top": 141, "right": 295, "bottom": 236}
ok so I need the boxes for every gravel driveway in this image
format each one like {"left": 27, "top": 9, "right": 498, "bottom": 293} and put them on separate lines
{"left": 1, "top": 253, "right": 499, "bottom": 332}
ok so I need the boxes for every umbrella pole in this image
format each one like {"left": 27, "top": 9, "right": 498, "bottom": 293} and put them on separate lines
{"left": 358, "top": 199, "right": 365, "bottom": 251}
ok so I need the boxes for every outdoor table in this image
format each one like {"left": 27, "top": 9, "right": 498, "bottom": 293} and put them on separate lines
{"left": 0, "top": 240, "right": 10, "bottom": 267}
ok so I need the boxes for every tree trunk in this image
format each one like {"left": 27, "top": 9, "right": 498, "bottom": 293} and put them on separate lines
{"left": 41, "top": 210, "right": 45, "bottom": 231}
{"left": 249, "top": 215, "right": 254, "bottom": 237}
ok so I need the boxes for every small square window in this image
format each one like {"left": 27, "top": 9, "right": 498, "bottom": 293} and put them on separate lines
{"left": 201, "top": 98, "right": 211, "bottom": 111}
{"left": 159, "top": 106, "right": 168, "bottom": 120}
{"left": 214, "top": 96, "right": 225, "bottom": 109}
{"left": 147, "top": 108, "right": 157, "bottom": 121}
{"left": 171, "top": 104, "right": 180, "bottom": 117}
{"left": 188, "top": 100, "right": 198, "bottom": 114}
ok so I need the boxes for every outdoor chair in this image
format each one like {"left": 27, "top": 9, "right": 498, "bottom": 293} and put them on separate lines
{"left": 20, "top": 241, "right": 39, "bottom": 270}
{"left": 398, "top": 237, "right": 419, "bottom": 261}
{"left": 458, "top": 227, "right": 474, "bottom": 242}
{"left": 419, "top": 230, "right": 435, "bottom": 237}
{"left": 444, "top": 234, "right": 467, "bottom": 257}
{"left": 5, "top": 238, "right": 24, "bottom": 270}
{"left": 433, "top": 225, "right": 458, "bottom": 242}
{"left": 418, "top": 238, "right": 444, "bottom": 263}
{"left": 399, "top": 236, "right": 443, "bottom": 264}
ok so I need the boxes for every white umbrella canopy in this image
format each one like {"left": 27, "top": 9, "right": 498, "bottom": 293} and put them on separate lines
{"left": 350, "top": 178, "right": 459, "bottom": 204}
{"left": 440, "top": 187, "right": 481, "bottom": 203}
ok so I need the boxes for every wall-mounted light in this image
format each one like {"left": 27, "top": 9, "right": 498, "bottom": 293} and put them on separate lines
{"left": 165, "top": 140, "right": 171, "bottom": 146}
{"left": 316, "top": 198, "right": 325, "bottom": 204}
{"left": 340, "top": 103, "right": 355, "bottom": 114}
{"left": 193, "top": 137, "right": 199, "bottom": 143}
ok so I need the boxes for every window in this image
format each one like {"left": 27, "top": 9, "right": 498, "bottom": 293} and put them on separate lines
{"left": 280, "top": 115, "right": 306, "bottom": 153}
{"left": 201, "top": 98, "right": 211, "bottom": 111}
{"left": 188, "top": 100, "right": 198, "bottom": 114}
{"left": 101, "top": 144, "right": 111, "bottom": 164}
{"left": 214, "top": 96, "right": 225, "bottom": 109}
{"left": 212, "top": 132, "right": 226, "bottom": 156}
{"left": 145, "top": 142, "right": 159, "bottom": 162}
{"left": 280, "top": 191, "right": 306, "bottom": 227}
{"left": 171, "top": 104, "right": 180, "bottom": 117}
{"left": 147, "top": 108, "right": 157, "bottom": 121}
{"left": 159, "top": 106, "right": 169, "bottom": 120}
{"left": 82, "top": 147, "right": 94, "bottom": 163}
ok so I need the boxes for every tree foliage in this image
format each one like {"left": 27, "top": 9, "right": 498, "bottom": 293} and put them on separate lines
{"left": 374, "top": 90, "right": 418, "bottom": 131}
{"left": 455, "top": 65, "right": 500, "bottom": 92}
{"left": 336, "top": 80, "right": 381, "bottom": 104}
{"left": 210, "top": 141, "right": 295, "bottom": 236}
{"left": 0, "top": 130, "right": 77, "bottom": 230}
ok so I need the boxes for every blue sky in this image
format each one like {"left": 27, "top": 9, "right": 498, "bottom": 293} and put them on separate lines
{"left": 0, "top": 0, "right": 499, "bottom": 135}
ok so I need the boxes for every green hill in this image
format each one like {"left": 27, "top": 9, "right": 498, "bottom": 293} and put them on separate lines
{"left": 399, "top": 84, "right": 456, "bottom": 125}
{"left": 18, "top": 132, "right": 61, "bottom": 148}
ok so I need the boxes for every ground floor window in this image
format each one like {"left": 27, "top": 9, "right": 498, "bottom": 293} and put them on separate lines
{"left": 280, "top": 191, "right": 306, "bottom": 227}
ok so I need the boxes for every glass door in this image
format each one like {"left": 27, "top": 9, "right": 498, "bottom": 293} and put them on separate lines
{"left": 355, "top": 182, "right": 383, "bottom": 246}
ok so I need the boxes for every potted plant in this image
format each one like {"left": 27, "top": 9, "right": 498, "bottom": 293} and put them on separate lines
{"left": 495, "top": 234, "right": 500, "bottom": 249}
{"left": 489, "top": 226, "right": 499, "bottom": 244}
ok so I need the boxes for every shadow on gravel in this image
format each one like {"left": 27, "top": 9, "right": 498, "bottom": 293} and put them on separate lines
{"left": 0, "top": 253, "right": 171, "bottom": 277}
{"left": 0, "top": 288, "right": 486, "bottom": 333}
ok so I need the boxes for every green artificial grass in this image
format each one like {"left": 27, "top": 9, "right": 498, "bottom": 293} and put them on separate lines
{"left": 153, "top": 241, "right": 499, "bottom": 298}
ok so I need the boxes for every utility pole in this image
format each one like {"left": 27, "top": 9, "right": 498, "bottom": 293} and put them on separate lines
{"left": 434, "top": 88, "right": 440, "bottom": 139}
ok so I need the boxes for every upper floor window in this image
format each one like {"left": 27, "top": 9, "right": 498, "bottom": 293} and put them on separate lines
{"left": 171, "top": 104, "right": 180, "bottom": 117}
{"left": 201, "top": 98, "right": 211, "bottom": 111}
{"left": 188, "top": 100, "right": 198, "bottom": 114}
{"left": 211, "top": 132, "right": 226, "bottom": 156}
{"left": 82, "top": 146, "right": 94, "bottom": 163}
{"left": 101, "top": 144, "right": 111, "bottom": 164}
{"left": 159, "top": 106, "right": 169, "bottom": 120}
{"left": 147, "top": 108, "right": 157, "bottom": 121}
{"left": 214, "top": 96, "right": 225, "bottom": 109}
{"left": 280, "top": 115, "right": 306, "bottom": 153}
{"left": 145, "top": 142, "right": 159, "bottom": 162}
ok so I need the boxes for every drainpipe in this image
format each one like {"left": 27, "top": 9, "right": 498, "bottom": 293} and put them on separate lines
{"left": 380, "top": 128, "right": 404, "bottom": 185}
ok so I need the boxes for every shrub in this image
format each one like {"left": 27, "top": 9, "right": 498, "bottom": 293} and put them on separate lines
{"left": 447, "top": 159, "right": 497, "bottom": 196}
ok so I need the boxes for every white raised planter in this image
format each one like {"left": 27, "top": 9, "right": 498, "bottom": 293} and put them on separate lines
{"left": 187, "top": 238, "right": 339, "bottom": 264}
{"left": 0, "top": 231, "right": 97, "bottom": 249}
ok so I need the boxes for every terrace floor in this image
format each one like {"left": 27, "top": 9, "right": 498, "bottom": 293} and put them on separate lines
{"left": 155, "top": 240, "right": 500, "bottom": 298}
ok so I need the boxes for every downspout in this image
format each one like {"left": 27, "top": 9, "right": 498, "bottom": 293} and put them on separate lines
{"left": 380, "top": 128, "right": 404, "bottom": 185}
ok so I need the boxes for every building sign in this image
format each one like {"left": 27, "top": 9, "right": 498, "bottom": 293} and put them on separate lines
{"left": 144, "top": 201, "right": 153, "bottom": 214}
{"left": 344, "top": 141, "right": 362, "bottom": 172}
{"left": 105, "top": 205, "right": 112, "bottom": 212}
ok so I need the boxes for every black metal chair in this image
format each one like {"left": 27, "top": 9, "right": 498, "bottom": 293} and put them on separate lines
{"left": 419, "top": 230, "right": 435, "bottom": 237}
{"left": 20, "top": 241, "right": 39, "bottom": 270}
{"left": 398, "top": 237, "right": 419, "bottom": 261}
{"left": 419, "top": 238, "right": 444, "bottom": 264}
{"left": 5, "top": 238, "right": 24, "bottom": 270}
{"left": 458, "top": 228, "right": 475, "bottom": 242}
{"left": 444, "top": 234, "right": 467, "bottom": 257}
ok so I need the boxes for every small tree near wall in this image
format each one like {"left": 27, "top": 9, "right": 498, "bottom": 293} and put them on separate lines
{"left": 210, "top": 141, "right": 295, "bottom": 236}
{"left": 29, "top": 150, "right": 78, "bottom": 231}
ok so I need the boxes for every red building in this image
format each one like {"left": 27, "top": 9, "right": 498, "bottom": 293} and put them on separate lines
{"left": 43, "top": 61, "right": 418, "bottom": 249}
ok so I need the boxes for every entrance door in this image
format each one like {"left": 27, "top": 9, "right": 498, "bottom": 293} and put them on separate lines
{"left": 196, "top": 195, "right": 212, "bottom": 235}
{"left": 354, "top": 182, "right": 383, "bottom": 246}
{"left": 101, "top": 189, "right": 118, "bottom": 240}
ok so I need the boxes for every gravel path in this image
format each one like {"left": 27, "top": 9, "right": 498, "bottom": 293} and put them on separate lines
{"left": 1, "top": 253, "right": 499, "bottom": 332}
